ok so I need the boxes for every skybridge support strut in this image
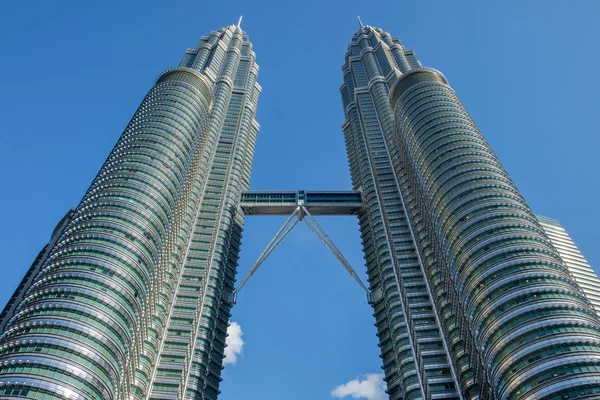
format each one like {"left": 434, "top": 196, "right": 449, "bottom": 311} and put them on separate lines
{"left": 234, "top": 208, "right": 300, "bottom": 301}
{"left": 232, "top": 206, "right": 372, "bottom": 305}
{"left": 300, "top": 206, "right": 370, "bottom": 296}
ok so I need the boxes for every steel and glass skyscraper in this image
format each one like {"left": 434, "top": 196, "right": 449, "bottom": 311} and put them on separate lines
{"left": 341, "top": 24, "right": 600, "bottom": 400}
{"left": 0, "top": 23, "right": 259, "bottom": 399}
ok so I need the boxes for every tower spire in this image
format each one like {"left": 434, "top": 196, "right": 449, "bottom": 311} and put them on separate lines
{"left": 357, "top": 16, "right": 364, "bottom": 27}
{"left": 237, "top": 15, "right": 243, "bottom": 27}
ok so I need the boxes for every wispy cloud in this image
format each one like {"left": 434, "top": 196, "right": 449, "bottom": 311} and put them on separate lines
{"left": 224, "top": 321, "right": 244, "bottom": 365}
{"left": 331, "top": 373, "right": 386, "bottom": 400}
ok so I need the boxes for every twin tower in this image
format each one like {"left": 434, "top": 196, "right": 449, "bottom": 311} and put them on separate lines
{"left": 1, "top": 23, "right": 600, "bottom": 400}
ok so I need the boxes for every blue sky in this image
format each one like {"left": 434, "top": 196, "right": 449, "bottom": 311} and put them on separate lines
{"left": 1, "top": 1, "right": 599, "bottom": 399}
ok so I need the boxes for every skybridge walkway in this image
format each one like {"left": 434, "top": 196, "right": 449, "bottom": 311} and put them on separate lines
{"left": 240, "top": 189, "right": 362, "bottom": 216}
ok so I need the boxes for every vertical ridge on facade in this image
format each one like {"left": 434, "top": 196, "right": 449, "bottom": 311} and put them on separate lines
{"left": 341, "top": 26, "right": 460, "bottom": 400}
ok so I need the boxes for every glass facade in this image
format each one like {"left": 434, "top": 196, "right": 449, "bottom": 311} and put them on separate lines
{"left": 341, "top": 25, "right": 600, "bottom": 399}
{"left": 0, "top": 24, "right": 260, "bottom": 399}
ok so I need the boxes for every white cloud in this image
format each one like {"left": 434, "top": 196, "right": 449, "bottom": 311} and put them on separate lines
{"left": 331, "top": 373, "right": 387, "bottom": 400}
{"left": 224, "top": 321, "right": 244, "bottom": 365}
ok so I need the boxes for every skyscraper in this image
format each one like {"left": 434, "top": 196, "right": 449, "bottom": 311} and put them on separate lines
{"left": 341, "top": 24, "right": 600, "bottom": 399}
{"left": 0, "top": 23, "right": 260, "bottom": 399}
{"left": 536, "top": 215, "right": 600, "bottom": 315}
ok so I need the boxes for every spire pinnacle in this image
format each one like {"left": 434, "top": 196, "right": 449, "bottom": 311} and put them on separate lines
{"left": 357, "top": 16, "right": 364, "bottom": 27}
{"left": 237, "top": 15, "right": 243, "bottom": 27}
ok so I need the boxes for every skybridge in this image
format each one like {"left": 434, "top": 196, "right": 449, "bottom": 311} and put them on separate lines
{"left": 240, "top": 189, "right": 362, "bottom": 216}
{"left": 233, "top": 190, "right": 373, "bottom": 304}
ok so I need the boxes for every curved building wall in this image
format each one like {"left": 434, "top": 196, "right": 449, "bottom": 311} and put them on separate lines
{"left": 0, "top": 68, "right": 212, "bottom": 400}
{"left": 389, "top": 66, "right": 600, "bottom": 399}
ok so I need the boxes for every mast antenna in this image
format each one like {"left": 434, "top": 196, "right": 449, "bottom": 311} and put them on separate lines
{"left": 357, "top": 16, "right": 364, "bottom": 27}
{"left": 238, "top": 15, "right": 243, "bottom": 27}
